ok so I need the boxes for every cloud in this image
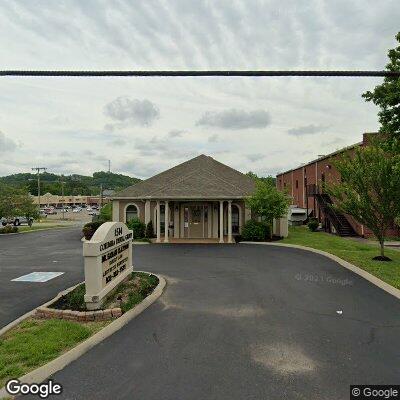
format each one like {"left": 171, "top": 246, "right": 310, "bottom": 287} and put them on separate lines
{"left": 208, "top": 134, "right": 219, "bottom": 143}
{"left": 287, "top": 124, "right": 329, "bottom": 136}
{"left": 104, "top": 97, "right": 160, "bottom": 127}
{"left": 109, "top": 138, "right": 127, "bottom": 146}
{"left": 0, "top": 131, "right": 18, "bottom": 153}
{"left": 168, "top": 129, "right": 185, "bottom": 138}
{"left": 197, "top": 109, "right": 271, "bottom": 130}
{"left": 246, "top": 153, "right": 265, "bottom": 162}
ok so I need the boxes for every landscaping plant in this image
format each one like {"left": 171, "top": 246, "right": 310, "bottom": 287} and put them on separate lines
{"left": 127, "top": 217, "right": 146, "bottom": 239}
{"left": 307, "top": 218, "right": 319, "bottom": 232}
{"left": 326, "top": 144, "right": 400, "bottom": 260}
{"left": 246, "top": 180, "right": 290, "bottom": 238}
{"left": 82, "top": 221, "right": 104, "bottom": 240}
{"left": 241, "top": 220, "right": 270, "bottom": 241}
{"left": 145, "top": 220, "right": 155, "bottom": 238}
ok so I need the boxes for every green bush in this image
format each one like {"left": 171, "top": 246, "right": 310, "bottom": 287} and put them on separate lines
{"left": 127, "top": 218, "right": 146, "bottom": 239}
{"left": 0, "top": 225, "right": 18, "bottom": 234}
{"left": 50, "top": 284, "right": 86, "bottom": 311}
{"left": 82, "top": 221, "right": 104, "bottom": 240}
{"left": 307, "top": 218, "right": 319, "bottom": 232}
{"left": 241, "top": 220, "right": 269, "bottom": 241}
{"left": 145, "top": 220, "right": 155, "bottom": 238}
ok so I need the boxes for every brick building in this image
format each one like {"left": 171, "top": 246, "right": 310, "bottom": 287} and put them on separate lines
{"left": 276, "top": 133, "right": 400, "bottom": 238}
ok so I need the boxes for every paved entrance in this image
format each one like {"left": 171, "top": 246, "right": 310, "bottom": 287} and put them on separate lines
{"left": 26, "top": 243, "right": 400, "bottom": 400}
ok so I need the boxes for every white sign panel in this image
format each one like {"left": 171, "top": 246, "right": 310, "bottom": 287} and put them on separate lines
{"left": 83, "top": 222, "right": 133, "bottom": 310}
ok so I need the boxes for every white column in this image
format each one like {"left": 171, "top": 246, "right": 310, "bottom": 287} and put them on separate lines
{"left": 174, "top": 202, "right": 180, "bottom": 238}
{"left": 164, "top": 201, "right": 169, "bottom": 243}
{"left": 156, "top": 200, "right": 161, "bottom": 243}
{"left": 228, "top": 200, "right": 232, "bottom": 243}
{"left": 144, "top": 200, "right": 150, "bottom": 224}
{"left": 219, "top": 201, "right": 224, "bottom": 243}
{"left": 112, "top": 200, "right": 120, "bottom": 222}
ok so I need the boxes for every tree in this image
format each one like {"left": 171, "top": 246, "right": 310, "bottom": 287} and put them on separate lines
{"left": 0, "top": 184, "right": 38, "bottom": 221}
{"left": 362, "top": 32, "right": 400, "bottom": 149}
{"left": 325, "top": 144, "right": 400, "bottom": 260}
{"left": 246, "top": 180, "right": 290, "bottom": 238}
{"left": 0, "top": 183, "right": 16, "bottom": 219}
{"left": 99, "top": 203, "right": 112, "bottom": 221}
{"left": 246, "top": 171, "right": 276, "bottom": 187}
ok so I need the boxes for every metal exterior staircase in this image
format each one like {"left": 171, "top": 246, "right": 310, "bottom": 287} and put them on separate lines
{"left": 314, "top": 192, "right": 357, "bottom": 237}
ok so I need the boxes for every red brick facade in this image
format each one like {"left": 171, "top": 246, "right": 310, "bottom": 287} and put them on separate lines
{"left": 276, "top": 133, "right": 400, "bottom": 238}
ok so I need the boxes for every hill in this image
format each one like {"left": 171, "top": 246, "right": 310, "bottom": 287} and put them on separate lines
{"left": 0, "top": 171, "right": 141, "bottom": 196}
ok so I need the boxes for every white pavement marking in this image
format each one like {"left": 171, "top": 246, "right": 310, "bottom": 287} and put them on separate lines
{"left": 11, "top": 272, "right": 64, "bottom": 282}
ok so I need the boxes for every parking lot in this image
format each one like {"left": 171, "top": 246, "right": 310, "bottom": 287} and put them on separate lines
{"left": 44, "top": 208, "right": 94, "bottom": 223}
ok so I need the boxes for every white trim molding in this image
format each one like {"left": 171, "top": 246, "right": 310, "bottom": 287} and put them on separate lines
{"left": 123, "top": 202, "right": 141, "bottom": 223}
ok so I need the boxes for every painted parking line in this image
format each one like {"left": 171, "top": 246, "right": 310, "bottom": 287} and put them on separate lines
{"left": 11, "top": 272, "right": 65, "bottom": 282}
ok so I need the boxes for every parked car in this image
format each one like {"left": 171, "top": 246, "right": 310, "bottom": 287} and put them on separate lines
{"left": 1, "top": 216, "right": 34, "bottom": 226}
{"left": 73, "top": 207, "right": 82, "bottom": 213}
{"left": 44, "top": 208, "right": 57, "bottom": 215}
{"left": 88, "top": 210, "right": 99, "bottom": 216}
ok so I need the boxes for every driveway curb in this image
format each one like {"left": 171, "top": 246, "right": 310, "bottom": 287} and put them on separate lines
{"left": 0, "top": 283, "right": 83, "bottom": 337}
{"left": 0, "top": 272, "right": 165, "bottom": 399}
{"left": 241, "top": 242, "right": 400, "bottom": 300}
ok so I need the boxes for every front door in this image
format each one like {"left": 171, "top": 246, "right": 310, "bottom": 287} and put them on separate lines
{"left": 189, "top": 205, "right": 204, "bottom": 238}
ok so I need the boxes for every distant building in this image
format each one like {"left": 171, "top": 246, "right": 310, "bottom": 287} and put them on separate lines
{"left": 31, "top": 193, "right": 109, "bottom": 207}
{"left": 276, "top": 133, "right": 400, "bottom": 238}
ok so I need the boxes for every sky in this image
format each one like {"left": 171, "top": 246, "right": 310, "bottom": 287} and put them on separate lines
{"left": 0, "top": 0, "right": 399, "bottom": 179}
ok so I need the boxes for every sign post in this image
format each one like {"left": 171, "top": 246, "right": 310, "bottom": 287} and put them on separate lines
{"left": 83, "top": 222, "right": 133, "bottom": 310}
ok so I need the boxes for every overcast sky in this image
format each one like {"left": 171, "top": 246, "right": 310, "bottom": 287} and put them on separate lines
{"left": 0, "top": 0, "right": 399, "bottom": 179}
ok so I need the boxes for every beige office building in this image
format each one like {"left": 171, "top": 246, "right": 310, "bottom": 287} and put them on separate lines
{"left": 111, "top": 155, "right": 255, "bottom": 243}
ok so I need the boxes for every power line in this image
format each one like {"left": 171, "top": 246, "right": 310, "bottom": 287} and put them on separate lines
{"left": 1, "top": 70, "right": 399, "bottom": 78}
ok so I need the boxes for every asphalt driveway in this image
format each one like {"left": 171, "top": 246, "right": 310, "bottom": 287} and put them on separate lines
{"left": 0, "top": 227, "right": 84, "bottom": 328}
{"left": 25, "top": 243, "right": 400, "bottom": 400}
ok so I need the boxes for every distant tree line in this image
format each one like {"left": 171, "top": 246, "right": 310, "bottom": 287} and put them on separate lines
{"left": 0, "top": 171, "right": 141, "bottom": 196}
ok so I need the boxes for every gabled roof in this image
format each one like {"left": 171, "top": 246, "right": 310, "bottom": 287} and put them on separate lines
{"left": 113, "top": 154, "right": 256, "bottom": 199}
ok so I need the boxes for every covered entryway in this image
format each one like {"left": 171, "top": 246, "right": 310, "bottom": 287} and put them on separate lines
{"left": 188, "top": 205, "right": 206, "bottom": 238}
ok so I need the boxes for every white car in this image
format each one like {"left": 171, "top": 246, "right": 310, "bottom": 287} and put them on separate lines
{"left": 73, "top": 207, "right": 82, "bottom": 213}
{"left": 86, "top": 207, "right": 92, "bottom": 211}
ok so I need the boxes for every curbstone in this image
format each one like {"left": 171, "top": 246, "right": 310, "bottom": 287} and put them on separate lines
{"left": 0, "top": 272, "right": 165, "bottom": 399}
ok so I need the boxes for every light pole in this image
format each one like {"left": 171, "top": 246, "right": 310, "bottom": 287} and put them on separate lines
{"left": 31, "top": 167, "right": 47, "bottom": 212}
{"left": 60, "top": 175, "right": 65, "bottom": 220}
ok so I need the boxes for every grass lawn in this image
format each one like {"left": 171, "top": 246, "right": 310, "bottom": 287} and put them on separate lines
{"left": 18, "top": 224, "right": 69, "bottom": 233}
{"left": 0, "top": 319, "right": 107, "bottom": 388}
{"left": 282, "top": 226, "right": 400, "bottom": 290}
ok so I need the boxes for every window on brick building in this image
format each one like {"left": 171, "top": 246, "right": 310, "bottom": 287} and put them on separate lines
{"left": 296, "top": 180, "right": 298, "bottom": 189}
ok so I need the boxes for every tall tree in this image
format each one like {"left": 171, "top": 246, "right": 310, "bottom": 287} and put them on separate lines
{"left": 246, "top": 180, "right": 290, "bottom": 238}
{"left": 362, "top": 32, "right": 400, "bottom": 148}
{"left": 326, "top": 144, "right": 400, "bottom": 260}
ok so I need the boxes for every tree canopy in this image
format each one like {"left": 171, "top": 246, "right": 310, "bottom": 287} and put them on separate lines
{"left": 363, "top": 32, "right": 400, "bottom": 149}
{"left": 326, "top": 144, "right": 400, "bottom": 259}
{"left": 246, "top": 180, "right": 290, "bottom": 237}
{"left": 0, "top": 171, "right": 141, "bottom": 196}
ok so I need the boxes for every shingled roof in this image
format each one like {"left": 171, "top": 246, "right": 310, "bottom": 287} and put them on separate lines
{"left": 113, "top": 154, "right": 256, "bottom": 200}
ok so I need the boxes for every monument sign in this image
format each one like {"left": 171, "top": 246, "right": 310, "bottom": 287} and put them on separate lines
{"left": 83, "top": 222, "right": 133, "bottom": 310}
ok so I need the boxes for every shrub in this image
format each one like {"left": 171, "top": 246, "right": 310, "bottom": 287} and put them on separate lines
{"left": 145, "top": 220, "right": 155, "bottom": 238}
{"left": 82, "top": 221, "right": 104, "bottom": 240}
{"left": 307, "top": 218, "right": 319, "bottom": 232}
{"left": 127, "top": 218, "right": 146, "bottom": 239}
{"left": 0, "top": 225, "right": 18, "bottom": 234}
{"left": 241, "top": 220, "right": 269, "bottom": 241}
{"left": 50, "top": 284, "right": 86, "bottom": 311}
